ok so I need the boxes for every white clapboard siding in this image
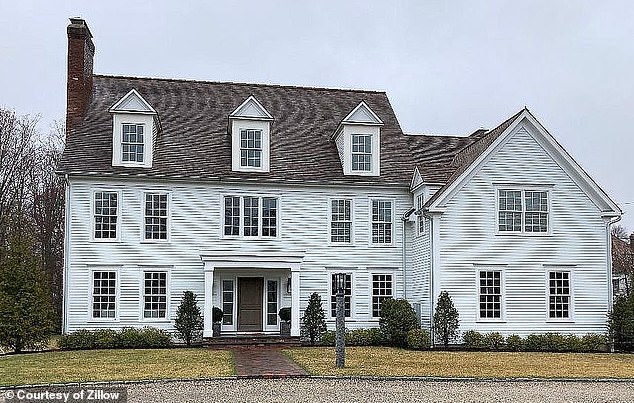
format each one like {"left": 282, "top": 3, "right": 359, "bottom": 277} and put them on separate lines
{"left": 435, "top": 124, "right": 609, "bottom": 336}
{"left": 65, "top": 179, "right": 411, "bottom": 332}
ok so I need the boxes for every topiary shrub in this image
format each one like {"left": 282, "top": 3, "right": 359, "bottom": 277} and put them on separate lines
{"left": 279, "top": 307, "right": 291, "bottom": 323}
{"left": 321, "top": 330, "right": 336, "bottom": 346}
{"left": 174, "top": 291, "right": 203, "bottom": 346}
{"left": 462, "top": 330, "right": 483, "bottom": 349}
{"left": 94, "top": 329, "right": 119, "bottom": 349}
{"left": 609, "top": 293, "right": 634, "bottom": 351}
{"left": 505, "top": 334, "right": 524, "bottom": 351}
{"left": 407, "top": 329, "right": 431, "bottom": 350}
{"left": 301, "top": 293, "right": 327, "bottom": 345}
{"left": 212, "top": 307, "right": 224, "bottom": 324}
{"left": 379, "top": 298, "right": 419, "bottom": 347}
{"left": 58, "top": 329, "right": 96, "bottom": 350}
{"left": 433, "top": 291, "right": 459, "bottom": 348}
{"left": 483, "top": 332, "right": 505, "bottom": 351}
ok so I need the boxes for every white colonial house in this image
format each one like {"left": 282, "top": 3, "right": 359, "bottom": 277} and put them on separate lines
{"left": 59, "top": 19, "right": 621, "bottom": 341}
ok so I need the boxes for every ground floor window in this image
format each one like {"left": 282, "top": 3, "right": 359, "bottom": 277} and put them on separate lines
{"left": 267, "top": 280, "right": 278, "bottom": 326}
{"left": 143, "top": 272, "right": 167, "bottom": 318}
{"left": 92, "top": 271, "right": 116, "bottom": 318}
{"left": 549, "top": 271, "right": 570, "bottom": 318}
{"left": 222, "top": 279, "right": 234, "bottom": 325}
{"left": 372, "top": 274, "right": 393, "bottom": 317}
{"left": 479, "top": 270, "right": 502, "bottom": 319}
{"left": 330, "top": 273, "right": 352, "bottom": 317}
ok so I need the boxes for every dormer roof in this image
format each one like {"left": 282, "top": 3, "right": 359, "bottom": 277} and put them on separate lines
{"left": 230, "top": 95, "right": 273, "bottom": 120}
{"left": 109, "top": 89, "right": 156, "bottom": 114}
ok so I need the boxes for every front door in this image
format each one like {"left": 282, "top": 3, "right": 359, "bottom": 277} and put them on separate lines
{"left": 237, "top": 277, "right": 263, "bottom": 332}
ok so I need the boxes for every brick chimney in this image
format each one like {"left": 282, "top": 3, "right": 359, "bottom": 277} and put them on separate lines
{"left": 630, "top": 233, "right": 634, "bottom": 252}
{"left": 66, "top": 18, "right": 95, "bottom": 135}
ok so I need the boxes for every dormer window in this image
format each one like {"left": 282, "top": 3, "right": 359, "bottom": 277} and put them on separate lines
{"left": 229, "top": 96, "right": 273, "bottom": 173}
{"left": 109, "top": 89, "right": 159, "bottom": 168}
{"left": 332, "top": 101, "right": 383, "bottom": 177}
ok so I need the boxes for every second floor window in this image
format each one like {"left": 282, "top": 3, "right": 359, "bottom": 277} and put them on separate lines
{"left": 371, "top": 199, "right": 393, "bottom": 244}
{"left": 351, "top": 134, "right": 372, "bottom": 171}
{"left": 145, "top": 193, "right": 168, "bottom": 240}
{"left": 331, "top": 199, "right": 352, "bottom": 243}
{"left": 498, "top": 189, "right": 548, "bottom": 233}
{"left": 240, "top": 129, "right": 262, "bottom": 168}
{"left": 122, "top": 123, "right": 144, "bottom": 163}
{"left": 94, "top": 191, "right": 118, "bottom": 239}
{"left": 224, "top": 195, "right": 278, "bottom": 238}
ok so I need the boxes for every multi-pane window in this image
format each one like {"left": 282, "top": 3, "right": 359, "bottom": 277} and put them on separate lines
{"left": 222, "top": 280, "right": 234, "bottom": 325}
{"left": 416, "top": 194, "right": 425, "bottom": 236}
{"left": 371, "top": 199, "right": 393, "bottom": 244}
{"left": 331, "top": 273, "right": 352, "bottom": 317}
{"left": 479, "top": 270, "right": 502, "bottom": 319}
{"left": 223, "top": 196, "right": 278, "bottom": 237}
{"left": 143, "top": 272, "right": 167, "bottom": 319}
{"left": 92, "top": 271, "right": 116, "bottom": 318}
{"left": 267, "top": 280, "right": 278, "bottom": 326}
{"left": 240, "top": 129, "right": 262, "bottom": 168}
{"left": 144, "top": 193, "right": 168, "bottom": 240}
{"left": 331, "top": 199, "right": 352, "bottom": 243}
{"left": 94, "top": 191, "right": 118, "bottom": 239}
{"left": 498, "top": 189, "right": 548, "bottom": 233}
{"left": 372, "top": 274, "right": 393, "bottom": 317}
{"left": 122, "top": 123, "right": 144, "bottom": 162}
{"left": 351, "top": 134, "right": 372, "bottom": 171}
{"left": 549, "top": 271, "right": 570, "bottom": 319}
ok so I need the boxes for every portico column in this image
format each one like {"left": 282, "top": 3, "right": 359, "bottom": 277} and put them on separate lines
{"left": 290, "top": 265, "right": 300, "bottom": 337}
{"left": 203, "top": 262, "right": 215, "bottom": 338}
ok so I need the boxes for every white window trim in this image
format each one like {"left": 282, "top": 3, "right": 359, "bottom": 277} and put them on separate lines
{"left": 494, "top": 185, "right": 553, "bottom": 236}
{"left": 328, "top": 197, "right": 354, "bottom": 245}
{"left": 545, "top": 267, "right": 575, "bottom": 323}
{"left": 475, "top": 266, "right": 507, "bottom": 323}
{"left": 350, "top": 134, "right": 373, "bottom": 173}
{"left": 91, "top": 189, "right": 122, "bottom": 243}
{"left": 220, "top": 276, "right": 237, "bottom": 332}
{"left": 140, "top": 191, "right": 172, "bottom": 244}
{"left": 369, "top": 270, "right": 395, "bottom": 320}
{"left": 139, "top": 268, "right": 171, "bottom": 323}
{"left": 264, "top": 277, "right": 282, "bottom": 332}
{"left": 416, "top": 193, "right": 425, "bottom": 238}
{"left": 87, "top": 267, "right": 120, "bottom": 322}
{"left": 369, "top": 198, "right": 395, "bottom": 246}
{"left": 230, "top": 119, "right": 271, "bottom": 173}
{"left": 220, "top": 193, "right": 281, "bottom": 240}
{"left": 111, "top": 113, "right": 154, "bottom": 168}
{"left": 327, "top": 270, "right": 355, "bottom": 320}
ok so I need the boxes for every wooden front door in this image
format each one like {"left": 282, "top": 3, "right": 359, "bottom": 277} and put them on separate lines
{"left": 238, "top": 277, "right": 263, "bottom": 332}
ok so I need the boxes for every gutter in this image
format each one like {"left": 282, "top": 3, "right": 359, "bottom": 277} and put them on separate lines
{"left": 401, "top": 208, "right": 415, "bottom": 300}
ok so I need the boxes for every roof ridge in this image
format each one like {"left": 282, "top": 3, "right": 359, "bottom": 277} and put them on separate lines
{"left": 93, "top": 74, "right": 387, "bottom": 95}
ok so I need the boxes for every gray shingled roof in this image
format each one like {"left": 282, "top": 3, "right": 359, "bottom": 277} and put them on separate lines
{"left": 59, "top": 75, "right": 419, "bottom": 186}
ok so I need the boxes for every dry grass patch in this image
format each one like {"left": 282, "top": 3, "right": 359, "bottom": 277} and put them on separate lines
{"left": 285, "top": 347, "right": 634, "bottom": 378}
{"left": 0, "top": 348, "right": 234, "bottom": 387}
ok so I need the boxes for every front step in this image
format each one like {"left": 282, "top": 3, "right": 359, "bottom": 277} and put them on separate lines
{"left": 204, "top": 336, "right": 301, "bottom": 348}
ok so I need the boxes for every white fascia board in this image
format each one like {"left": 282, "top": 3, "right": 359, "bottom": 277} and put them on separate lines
{"left": 229, "top": 95, "right": 274, "bottom": 120}
{"left": 108, "top": 89, "right": 157, "bottom": 114}
{"left": 410, "top": 167, "right": 423, "bottom": 192}
{"left": 342, "top": 101, "right": 384, "bottom": 125}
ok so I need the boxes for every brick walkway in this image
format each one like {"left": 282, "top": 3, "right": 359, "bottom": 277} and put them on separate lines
{"left": 231, "top": 347, "right": 308, "bottom": 378}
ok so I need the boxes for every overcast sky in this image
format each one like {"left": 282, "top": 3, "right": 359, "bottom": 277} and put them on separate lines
{"left": 1, "top": 0, "right": 632, "bottom": 231}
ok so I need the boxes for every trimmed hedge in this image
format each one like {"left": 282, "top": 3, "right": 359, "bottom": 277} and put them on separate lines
{"left": 462, "top": 331, "right": 607, "bottom": 352}
{"left": 407, "top": 329, "right": 431, "bottom": 350}
{"left": 59, "top": 327, "right": 173, "bottom": 350}
{"left": 320, "top": 328, "right": 383, "bottom": 346}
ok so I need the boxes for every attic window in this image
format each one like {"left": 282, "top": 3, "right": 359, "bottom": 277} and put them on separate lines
{"left": 351, "top": 134, "right": 372, "bottom": 171}
{"left": 122, "top": 123, "right": 144, "bottom": 162}
{"left": 229, "top": 96, "right": 273, "bottom": 173}
{"left": 240, "top": 129, "right": 262, "bottom": 168}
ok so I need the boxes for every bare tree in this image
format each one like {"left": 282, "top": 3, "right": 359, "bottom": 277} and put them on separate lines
{"left": 612, "top": 225, "right": 629, "bottom": 240}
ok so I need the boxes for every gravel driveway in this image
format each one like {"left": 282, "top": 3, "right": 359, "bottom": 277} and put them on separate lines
{"left": 122, "top": 378, "right": 634, "bottom": 403}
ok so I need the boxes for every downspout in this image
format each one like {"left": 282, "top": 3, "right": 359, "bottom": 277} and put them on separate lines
{"left": 606, "top": 215, "right": 621, "bottom": 353}
{"left": 62, "top": 174, "right": 71, "bottom": 334}
{"left": 402, "top": 208, "right": 415, "bottom": 300}
{"left": 423, "top": 208, "right": 435, "bottom": 344}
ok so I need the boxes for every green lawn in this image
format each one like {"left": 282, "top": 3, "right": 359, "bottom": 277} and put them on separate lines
{"left": 0, "top": 348, "right": 234, "bottom": 387}
{"left": 285, "top": 347, "right": 634, "bottom": 378}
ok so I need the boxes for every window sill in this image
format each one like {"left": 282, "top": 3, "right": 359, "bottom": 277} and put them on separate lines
{"left": 141, "top": 239, "right": 170, "bottom": 244}
{"left": 545, "top": 319, "right": 575, "bottom": 323}
{"left": 91, "top": 239, "right": 120, "bottom": 243}
{"left": 140, "top": 319, "right": 171, "bottom": 323}
{"left": 495, "top": 232, "right": 552, "bottom": 237}
{"left": 369, "top": 243, "right": 396, "bottom": 248}
{"left": 475, "top": 319, "right": 507, "bottom": 324}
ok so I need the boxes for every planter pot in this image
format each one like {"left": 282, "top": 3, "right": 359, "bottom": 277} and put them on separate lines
{"left": 280, "top": 322, "right": 291, "bottom": 337}
{"left": 212, "top": 323, "right": 221, "bottom": 337}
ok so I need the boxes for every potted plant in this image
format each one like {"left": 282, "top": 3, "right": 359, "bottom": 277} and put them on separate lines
{"left": 279, "top": 307, "right": 291, "bottom": 336}
{"left": 212, "top": 307, "right": 223, "bottom": 337}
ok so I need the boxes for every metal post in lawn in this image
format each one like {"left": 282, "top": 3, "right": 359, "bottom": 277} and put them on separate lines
{"left": 335, "top": 272, "right": 346, "bottom": 368}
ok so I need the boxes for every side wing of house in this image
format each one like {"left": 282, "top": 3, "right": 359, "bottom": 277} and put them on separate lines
{"left": 425, "top": 110, "right": 620, "bottom": 336}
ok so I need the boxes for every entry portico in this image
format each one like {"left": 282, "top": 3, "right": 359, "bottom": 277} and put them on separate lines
{"left": 201, "top": 250, "right": 303, "bottom": 338}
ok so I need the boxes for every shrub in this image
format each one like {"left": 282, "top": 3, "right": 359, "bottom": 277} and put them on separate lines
{"left": 379, "top": 298, "right": 419, "bottom": 347}
{"left": 505, "top": 334, "right": 524, "bottom": 351}
{"left": 483, "top": 332, "right": 505, "bottom": 351}
{"left": 345, "top": 328, "right": 383, "bottom": 346}
{"left": 407, "top": 329, "right": 431, "bottom": 350}
{"left": 524, "top": 334, "right": 546, "bottom": 352}
{"left": 212, "top": 307, "right": 223, "bottom": 324}
{"left": 279, "top": 307, "right": 291, "bottom": 323}
{"left": 581, "top": 333, "right": 607, "bottom": 352}
{"left": 139, "top": 327, "right": 172, "bottom": 348}
{"left": 58, "top": 329, "right": 96, "bottom": 350}
{"left": 118, "top": 327, "right": 144, "bottom": 349}
{"left": 321, "top": 330, "right": 336, "bottom": 346}
{"left": 94, "top": 329, "right": 119, "bottom": 349}
{"left": 609, "top": 293, "right": 634, "bottom": 351}
{"left": 433, "top": 291, "right": 459, "bottom": 348}
{"left": 301, "top": 293, "right": 327, "bottom": 345}
{"left": 563, "top": 334, "right": 582, "bottom": 352}
{"left": 174, "top": 291, "right": 203, "bottom": 346}
{"left": 0, "top": 229, "right": 55, "bottom": 352}
{"left": 462, "top": 330, "right": 483, "bottom": 349}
